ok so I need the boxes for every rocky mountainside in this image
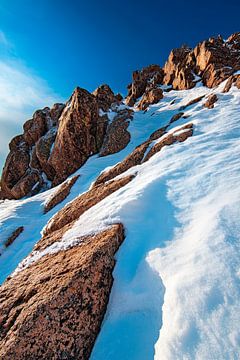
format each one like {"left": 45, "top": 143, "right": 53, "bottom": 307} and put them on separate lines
{"left": 0, "top": 33, "right": 240, "bottom": 359}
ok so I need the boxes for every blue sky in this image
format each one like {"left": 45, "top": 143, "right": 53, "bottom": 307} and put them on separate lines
{"left": 0, "top": 0, "right": 239, "bottom": 170}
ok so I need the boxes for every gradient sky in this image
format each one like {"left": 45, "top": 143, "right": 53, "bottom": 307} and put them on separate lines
{"left": 0, "top": 0, "right": 239, "bottom": 170}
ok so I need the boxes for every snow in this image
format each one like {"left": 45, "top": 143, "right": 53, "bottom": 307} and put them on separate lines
{"left": 1, "top": 80, "right": 240, "bottom": 358}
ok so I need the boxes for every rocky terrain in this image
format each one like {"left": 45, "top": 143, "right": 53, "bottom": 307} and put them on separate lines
{"left": 0, "top": 32, "right": 240, "bottom": 359}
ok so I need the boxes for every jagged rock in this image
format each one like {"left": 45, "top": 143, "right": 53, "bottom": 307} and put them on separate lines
{"left": 49, "top": 87, "right": 105, "bottom": 186}
{"left": 163, "top": 46, "right": 197, "bottom": 90}
{"left": 223, "top": 74, "right": 240, "bottom": 92}
{"left": 4, "top": 226, "right": 24, "bottom": 248}
{"left": 203, "top": 94, "right": 218, "bottom": 109}
{"left": 93, "top": 84, "right": 120, "bottom": 112}
{"left": 143, "top": 123, "right": 193, "bottom": 162}
{"left": 193, "top": 35, "right": 240, "bottom": 88}
{"left": 0, "top": 224, "right": 124, "bottom": 360}
{"left": 44, "top": 175, "right": 80, "bottom": 214}
{"left": 0, "top": 104, "right": 64, "bottom": 200}
{"left": 100, "top": 109, "right": 133, "bottom": 156}
{"left": 126, "top": 65, "right": 164, "bottom": 106}
{"left": 23, "top": 108, "right": 50, "bottom": 147}
{"left": 43, "top": 175, "right": 134, "bottom": 241}
{"left": 49, "top": 103, "right": 65, "bottom": 125}
{"left": 137, "top": 86, "right": 163, "bottom": 110}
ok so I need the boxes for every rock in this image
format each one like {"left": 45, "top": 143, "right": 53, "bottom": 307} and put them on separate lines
{"left": 93, "top": 84, "right": 120, "bottom": 112}
{"left": 164, "top": 46, "right": 197, "bottom": 90}
{"left": 0, "top": 103, "right": 64, "bottom": 200}
{"left": 148, "top": 126, "right": 167, "bottom": 141}
{"left": 94, "top": 142, "right": 149, "bottom": 187}
{"left": 137, "top": 86, "right": 163, "bottom": 110}
{"left": 50, "top": 103, "right": 65, "bottom": 125}
{"left": 0, "top": 141, "right": 30, "bottom": 199}
{"left": 143, "top": 123, "right": 193, "bottom": 162}
{"left": 23, "top": 108, "right": 50, "bottom": 146}
{"left": 100, "top": 109, "right": 133, "bottom": 156}
{"left": 4, "top": 226, "right": 24, "bottom": 248}
{"left": 44, "top": 175, "right": 80, "bottom": 214}
{"left": 169, "top": 112, "right": 184, "bottom": 124}
{"left": 223, "top": 74, "right": 240, "bottom": 92}
{"left": 43, "top": 175, "right": 134, "bottom": 240}
{"left": 0, "top": 224, "right": 124, "bottom": 360}
{"left": 126, "top": 64, "right": 164, "bottom": 106}
{"left": 180, "top": 95, "right": 205, "bottom": 110}
{"left": 203, "top": 94, "right": 218, "bottom": 109}
{"left": 49, "top": 87, "right": 105, "bottom": 186}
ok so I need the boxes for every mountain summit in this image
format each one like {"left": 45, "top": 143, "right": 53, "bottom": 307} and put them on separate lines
{"left": 0, "top": 32, "right": 240, "bottom": 359}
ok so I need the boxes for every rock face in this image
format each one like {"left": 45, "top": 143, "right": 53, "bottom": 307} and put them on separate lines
{"left": 49, "top": 88, "right": 104, "bottom": 185}
{"left": 100, "top": 108, "right": 133, "bottom": 156}
{"left": 0, "top": 105, "right": 64, "bottom": 200}
{"left": 0, "top": 224, "right": 125, "bottom": 360}
{"left": 126, "top": 65, "right": 164, "bottom": 107}
{"left": 163, "top": 46, "right": 197, "bottom": 90}
{"left": 1, "top": 32, "right": 240, "bottom": 200}
{"left": 0, "top": 85, "right": 120, "bottom": 199}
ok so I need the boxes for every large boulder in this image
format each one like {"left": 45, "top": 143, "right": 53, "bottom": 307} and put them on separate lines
{"left": 49, "top": 87, "right": 105, "bottom": 185}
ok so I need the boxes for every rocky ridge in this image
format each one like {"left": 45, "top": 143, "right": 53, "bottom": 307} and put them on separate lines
{"left": 0, "top": 32, "right": 240, "bottom": 360}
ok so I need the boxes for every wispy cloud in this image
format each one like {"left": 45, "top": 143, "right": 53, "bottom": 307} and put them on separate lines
{"left": 0, "top": 30, "right": 62, "bottom": 171}
{"left": 0, "top": 30, "right": 10, "bottom": 47}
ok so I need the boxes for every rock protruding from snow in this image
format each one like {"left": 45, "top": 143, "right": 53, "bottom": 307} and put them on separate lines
{"left": 0, "top": 104, "right": 64, "bottom": 200}
{"left": 126, "top": 64, "right": 164, "bottom": 106}
{"left": 100, "top": 108, "right": 133, "bottom": 156}
{"left": 0, "top": 224, "right": 124, "bottom": 360}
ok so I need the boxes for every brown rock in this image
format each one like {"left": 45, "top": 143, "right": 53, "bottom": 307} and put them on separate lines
{"left": 138, "top": 87, "right": 163, "bottom": 110}
{"left": 50, "top": 103, "right": 65, "bottom": 125}
{"left": 4, "top": 226, "right": 24, "bottom": 248}
{"left": 23, "top": 108, "right": 50, "bottom": 146}
{"left": 49, "top": 87, "right": 104, "bottom": 186}
{"left": 44, "top": 175, "right": 80, "bottom": 214}
{"left": 43, "top": 174, "right": 134, "bottom": 239}
{"left": 223, "top": 74, "right": 240, "bottom": 92}
{"left": 144, "top": 123, "right": 193, "bottom": 162}
{"left": 0, "top": 141, "right": 30, "bottom": 199}
{"left": 163, "top": 46, "right": 197, "bottom": 90}
{"left": 169, "top": 112, "right": 184, "bottom": 124}
{"left": 93, "top": 84, "right": 119, "bottom": 112}
{"left": 203, "top": 94, "right": 218, "bottom": 109}
{"left": 0, "top": 224, "right": 124, "bottom": 360}
{"left": 100, "top": 109, "right": 133, "bottom": 156}
{"left": 126, "top": 64, "right": 164, "bottom": 106}
{"left": 180, "top": 95, "right": 205, "bottom": 110}
{"left": 94, "top": 142, "right": 149, "bottom": 187}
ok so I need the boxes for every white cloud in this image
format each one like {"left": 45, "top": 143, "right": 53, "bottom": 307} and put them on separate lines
{"left": 0, "top": 37, "right": 63, "bottom": 171}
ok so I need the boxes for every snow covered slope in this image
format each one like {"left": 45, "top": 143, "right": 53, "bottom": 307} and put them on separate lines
{"left": 1, "top": 80, "right": 240, "bottom": 359}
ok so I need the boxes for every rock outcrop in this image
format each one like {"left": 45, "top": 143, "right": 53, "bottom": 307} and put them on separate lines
{"left": 126, "top": 65, "right": 164, "bottom": 107}
{"left": 1, "top": 32, "right": 240, "bottom": 200}
{"left": 100, "top": 108, "right": 133, "bottom": 156}
{"left": 203, "top": 94, "right": 218, "bottom": 109}
{"left": 0, "top": 85, "right": 120, "bottom": 199}
{"left": 0, "top": 224, "right": 124, "bottom": 360}
{"left": 44, "top": 175, "right": 80, "bottom": 214}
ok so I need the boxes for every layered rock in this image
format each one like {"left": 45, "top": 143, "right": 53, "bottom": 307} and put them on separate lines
{"left": 0, "top": 224, "right": 124, "bottom": 360}
{"left": 163, "top": 46, "right": 197, "bottom": 90}
{"left": 126, "top": 64, "right": 164, "bottom": 106}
